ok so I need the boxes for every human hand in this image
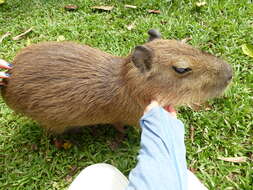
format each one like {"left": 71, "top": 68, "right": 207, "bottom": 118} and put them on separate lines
{"left": 164, "top": 105, "right": 177, "bottom": 118}
{"left": 0, "top": 59, "right": 12, "bottom": 85}
{"left": 144, "top": 100, "right": 177, "bottom": 118}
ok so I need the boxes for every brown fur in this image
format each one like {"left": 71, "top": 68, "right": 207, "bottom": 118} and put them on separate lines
{"left": 1, "top": 34, "right": 232, "bottom": 133}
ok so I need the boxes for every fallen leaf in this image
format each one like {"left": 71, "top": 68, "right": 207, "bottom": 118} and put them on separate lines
{"left": 0, "top": 0, "right": 5, "bottom": 5}
{"left": 126, "top": 23, "right": 135, "bottom": 30}
{"left": 54, "top": 139, "right": 64, "bottom": 149}
{"left": 124, "top": 4, "right": 137, "bottom": 9}
{"left": 181, "top": 37, "right": 192, "bottom": 43}
{"left": 65, "top": 166, "right": 78, "bottom": 182}
{"left": 189, "top": 103, "right": 202, "bottom": 111}
{"left": 189, "top": 167, "right": 197, "bottom": 173}
{"left": 218, "top": 156, "right": 247, "bottom": 163}
{"left": 108, "top": 140, "right": 119, "bottom": 151}
{"left": 242, "top": 44, "right": 253, "bottom": 58}
{"left": 196, "top": 1, "right": 207, "bottom": 7}
{"left": 63, "top": 141, "right": 73, "bottom": 150}
{"left": 31, "top": 144, "right": 38, "bottom": 151}
{"left": 69, "top": 166, "right": 78, "bottom": 174}
{"left": 91, "top": 6, "right": 114, "bottom": 11}
{"left": 64, "top": 5, "right": 78, "bottom": 11}
{"left": 13, "top": 27, "right": 33, "bottom": 41}
{"left": 57, "top": 35, "right": 65, "bottom": 42}
{"left": 148, "top": 9, "right": 161, "bottom": 14}
{"left": 203, "top": 102, "right": 213, "bottom": 111}
{"left": 65, "top": 175, "right": 72, "bottom": 182}
{"left": 190, "top": 102, "right": 213, "bottom": 111}
{"left": 226, "top": 172, "right": 238, "bottom": 181}
{"left": 0, "top": 32, "right": 11, "bottom": 43}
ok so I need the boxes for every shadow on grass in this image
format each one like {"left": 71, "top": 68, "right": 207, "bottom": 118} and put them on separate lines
{"left": 8, "top": 116, "right": 140, "bottom": 153}
{"left": 1, "top": 113, "right": 140, "bottom": 188}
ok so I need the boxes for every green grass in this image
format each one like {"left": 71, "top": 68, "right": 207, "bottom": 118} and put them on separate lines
{"left": 0, "top": 0, "right": 252, "bottom": 189}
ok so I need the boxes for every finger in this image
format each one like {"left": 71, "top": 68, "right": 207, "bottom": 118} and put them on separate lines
{"left": 0, "top": 72, "right": 11, "bottom": 78}
{"left": 0, "top": 59, "right": 13, "bottom": 69}
{"left": 164, "top": 105, "right": 177, "bottom": 117}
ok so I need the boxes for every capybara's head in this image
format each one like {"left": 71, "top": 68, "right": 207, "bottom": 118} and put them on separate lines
{"left": 129, "top": 29, "right": 232, "bottom": 107}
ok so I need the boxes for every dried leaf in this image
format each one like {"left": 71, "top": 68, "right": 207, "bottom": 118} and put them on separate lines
{"left": 68, "top": 166, "right": 78, "bottom": 176}
{"left": 0, "top": 32, "right": 11, "bottom": 43}
{"left": 126, "top": 23, "right": 135, "bottom": 30}
{"left": 181, "top": 37, "right": 192, "bottom": 43}
{"left": 189, "top": 103, "right": 202, "bottom": 111}
{"left": 196, "top": 2, "right": 207, "bottom": 7}
{"left": 63, "top": 141, "right": 73, "bottom": 150}
{"left": 218, "top": 156, "right": 247, "bottom": 163}
{"left": 108, "top": 140, "right": 119, "bottom": 151}
{"left": 65, "top": 175, "right": 73, "bottom": 182}
{"left": 66, "top": 165, "right": 78, "bottom": 181}
{"left": 227, "top": 172, "right": 238, "bottom": 181}
{"left": 69, "top": 166, "right": 78, "bottom": 175}
{"left": 13, "top": 27, "right": 33, "bottom": 41}
{"left": 64, "top": 5, "right": 78, "bottom": 11}
{"left": 124, "top": 4, "right": 137, "bottom": 9}
{"left": 31, "top": 144, "right": 38, "bottom": 151}
{"left": 205, "top": 106, "right": 212, "bottom": 111}
{"left": 189, "top": 167, "right": 197, "bottom": 173}
{"left": 91, "top": 6, "right": 114, "bottom": 11}
{"left": 202, "top": 102, "right": 213, "bottom": 111}
{"left": 54, "top": 139, "right": 64, "bottom": 149}
{"left": 148, "top": 9, "right": 161, "bottom": 14}
{"left": 57, "top": 35, "right": 65, "bottom": 42}
{"left": 242, "top": 44, "right": 253, "bottom": 58}
{"left": 190, "top": 102, "right": 213, "bottom": 111}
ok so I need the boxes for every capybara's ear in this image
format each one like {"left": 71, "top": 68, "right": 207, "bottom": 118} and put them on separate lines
{"left": 131, "top": 45, "right": 154, "bottom": 73}
{"left": 147, "top": 29, "right": 161, "bottom": 42}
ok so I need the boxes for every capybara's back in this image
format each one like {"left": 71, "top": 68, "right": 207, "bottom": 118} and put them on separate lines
{"left": 2, "top": 42, "right": 132, "bottom": 133}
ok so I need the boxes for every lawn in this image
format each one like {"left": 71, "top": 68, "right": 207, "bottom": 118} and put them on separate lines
{"left": 0, "top": 0, "right": 252, "bottom": 189}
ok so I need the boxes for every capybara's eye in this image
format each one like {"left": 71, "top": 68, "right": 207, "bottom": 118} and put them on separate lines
{"left": 172, "top": 66, "right": 192, "bottom": 74}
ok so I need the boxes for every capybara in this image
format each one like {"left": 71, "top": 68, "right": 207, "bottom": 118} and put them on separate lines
{"left": 1, "top": 30, "right": 232, "bottom": 133}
